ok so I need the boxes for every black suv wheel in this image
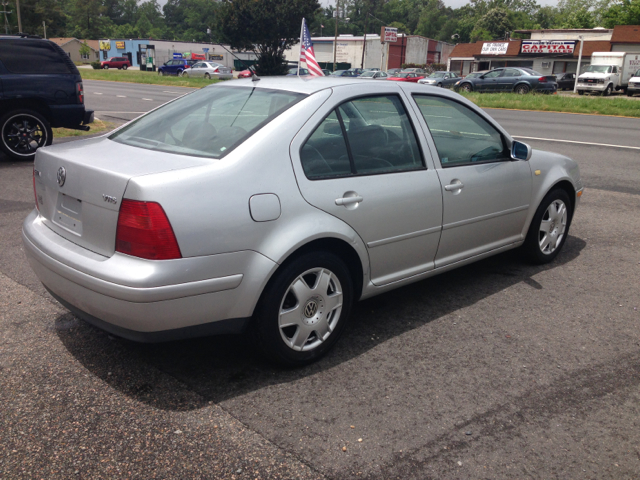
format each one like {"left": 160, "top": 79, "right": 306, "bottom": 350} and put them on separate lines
{"left": 0, "top": 109, "right": 53, "bottom": 161}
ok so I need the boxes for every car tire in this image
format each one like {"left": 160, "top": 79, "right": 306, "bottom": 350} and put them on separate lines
{"left": 123, "top": 65, "right": 128, "bottom": 70}
{"left": 103, "top": 65, "right": 109, "bottom": 70}
{"left": 253, "top": 251, "right": 353, "bottom": 366}
{"left": 522, "top": 188, "right": 573, "bottom": 265}
{"left": 0, "top": 109, "right": 53, "bottom": 161}
{"left": 204, "top": 73, "right": 211, "bottom": 79}
{"left": 627, "top": 90, "right": 634, "bottom": 97}
{"left": 437, "top": 83, "right": 443, "bottom": 87}
{"left": 181, "top": 71, "right": 188, "bottom": 77}
{"left": 515, "top": 84, "right": 530, "bottom": 95}
{"left": 578, "top": 90, "right": 584, "bottom": 95}
{"left": 177, "top": 70, "right": 183, "bottom": 76}
{"left": 603, "top": 84, "right": 613, "bottom": 96}
{"left": 460, "top": 83, "right": 472, "bottom": 92}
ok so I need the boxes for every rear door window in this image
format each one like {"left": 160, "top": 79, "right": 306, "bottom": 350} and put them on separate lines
{"left": 0, "top": 40, "right": 74, "bottom": 74}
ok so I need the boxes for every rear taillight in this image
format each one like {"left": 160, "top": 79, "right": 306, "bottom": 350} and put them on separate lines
{"left": 33, "top": 169, "right": 39, "bottom": 211}
{"left": 115, "top": 200, "right": 182, "bottom": 260}
{"left": 76, "top": 82, "right": 84, "bottom": 104}
{"left": 538, "top": 77, "right": 547, "bottom": 82}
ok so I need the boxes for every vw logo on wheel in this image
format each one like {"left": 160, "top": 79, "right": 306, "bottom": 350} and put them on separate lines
{"left": 57, "top": 167, "right": 66, "bottom": 187}
{"left": 304, "top": 299, "right": 318, "bottom": 318}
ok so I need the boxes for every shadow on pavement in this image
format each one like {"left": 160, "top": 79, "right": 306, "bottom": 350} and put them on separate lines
{"left": 55, "top": 235, "right": 587, "bottom": 411}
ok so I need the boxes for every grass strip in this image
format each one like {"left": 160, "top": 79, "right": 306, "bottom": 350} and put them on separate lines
{"left": 459, "top": 92, "right": 640, "bottom": 118}
{"left": 53, "top": 118, "right": 117, "bottom": 138}
{"left": 79, "top": 69, "right": 222, "bottom": 88}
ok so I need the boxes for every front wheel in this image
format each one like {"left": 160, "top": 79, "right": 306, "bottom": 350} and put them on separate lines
{"left": 103, "top": 65, "right": 109, "bottom": 70}
{"left": 628, "top": 90, "right": 634, "bottom": 97}
{"left": 460, "top": 83, "right": 472, "bottom": 92}
{"left": 253, "top": 252, "right": 353, "bottom": 366}
{"left": 522, "top": 189, "right": 573, "bottom": 264}
{"left": 578, "top": 90, "right": 584, "bottom": 95}
{"left": 181, "top": 71, "right": 188, "bottom": 77}
{"left": 603, "top": 84, "right": 613, "bottom": 96}
{"left": 515, "top": 84, "right": 530, "bottom": 95}
{"left": 0, "top": 109, "right": 53, "bottom": 161}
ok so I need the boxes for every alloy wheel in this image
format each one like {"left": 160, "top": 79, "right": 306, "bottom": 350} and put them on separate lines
{"left": 278, "top": 267, "right": 343, "bottom": 352}
{"left": 538, "top": 199, "right": 567, "bottom": 255}
{"left": 2, "top": 114, "right": 48, "bottom": 158}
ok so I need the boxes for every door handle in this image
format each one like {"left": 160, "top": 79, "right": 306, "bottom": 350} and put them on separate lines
{"left": 444, "top": 182, "right": 464, "bottom": 191}
{"left": 335, "top": 195, "right": 363, "bottom": 206}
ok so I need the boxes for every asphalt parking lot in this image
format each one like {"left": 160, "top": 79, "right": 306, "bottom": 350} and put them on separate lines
{"left": 1, "top": 86, "right": 639, "bottom": 478}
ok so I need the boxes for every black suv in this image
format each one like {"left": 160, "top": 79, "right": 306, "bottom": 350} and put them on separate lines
{"left": 0, "top": 34, "right": 94, "bottom": 160}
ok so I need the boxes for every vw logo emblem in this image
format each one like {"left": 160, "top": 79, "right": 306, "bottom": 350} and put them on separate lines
{"left": 57, "top": 167, "right": 66, "bottom": 187}
{"left": 304, "top": 300, "right": 318, "bottom": 318}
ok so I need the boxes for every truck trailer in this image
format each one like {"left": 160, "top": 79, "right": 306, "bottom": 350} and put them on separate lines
{"left": 576, "top": 52, "right": 640, "bottom": 96}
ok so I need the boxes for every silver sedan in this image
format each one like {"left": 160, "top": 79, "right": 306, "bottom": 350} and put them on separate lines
{"left": 182, "top": 61, "right": 233, "bottom": 80}
{"left": 23, "top": 77, "right": 583, "bottom": 366}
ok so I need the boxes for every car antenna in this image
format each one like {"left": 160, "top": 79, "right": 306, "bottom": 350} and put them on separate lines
{"left": 216, "top": 43, "right": 260, "bottom": 82}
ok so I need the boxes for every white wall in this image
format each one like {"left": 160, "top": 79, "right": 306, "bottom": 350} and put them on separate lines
{"left": 530, "top": 30, "right": 612, "bottom": 41}
{"left": 612, "top": 44, "right": 640, "bottom": 53}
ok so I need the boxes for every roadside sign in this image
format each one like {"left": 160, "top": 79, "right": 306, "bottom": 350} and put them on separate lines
{"left": 115, "top": 41, "right": 125, "bottom": 50}
{"left": 173, "top": 53, "right": 183, "bottom": 59}
{"left": 381, "top": 26, "right": 398, "bottom": 43}
{"left": 202, "top": 48, "right": 209, "bottom": 53}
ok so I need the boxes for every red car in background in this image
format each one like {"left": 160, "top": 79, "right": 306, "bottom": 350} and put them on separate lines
{"left": 100, "top": 57, "right": 131, "bottom": 70}
{"left": 237, "top": 67, "right": 255, "bottom": 78}
{"left": 387, "top": 72, "right": 425, "bottom": 82}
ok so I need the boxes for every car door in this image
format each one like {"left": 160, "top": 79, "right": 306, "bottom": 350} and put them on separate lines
{"left": 190, "top": 62, "right": 204, "bottom": 77}
{"left": 498, "top": 68, "right": 522, "bottom": 91}
{"left": 412, "top": 94, "right": 532, "bottom": 266}
{"left": 475, "top": 69, "right": 502, "bottom": 92}
{"left": 289, "top": 84, "right": 443, "bottom": 286}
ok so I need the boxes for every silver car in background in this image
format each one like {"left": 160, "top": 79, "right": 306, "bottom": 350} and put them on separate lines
{"left": 23, "top": 78, "right": 583, "bottom": 366}
{"left": 358, "top": 70, "right": 388, "bottom": 80}
{"left": 183, "top": 61, "right": 233, "bottom": 80}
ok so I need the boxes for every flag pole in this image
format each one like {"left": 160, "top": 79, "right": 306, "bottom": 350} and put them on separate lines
{"left": 298, "top": 18, "right": 305, "bottom": 76}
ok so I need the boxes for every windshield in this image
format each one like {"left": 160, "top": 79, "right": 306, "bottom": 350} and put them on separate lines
{"left": 634, "top": 68, "right": 640, "bottom": 77}
{"left": 429, "top": 73, "right": 446, "bottom": 78}
{"left": 394, "top": 73, "right": 410, "bottom": 78}
{"left": 110, "top": 86, "right": 305, "bottom": 160}
{"left": 585, "top": 65, "right": 611, "bottom": 73}
{"left": 331, "top": 70, "right": 346, "bottom": 76}
{"left": 359, "top": 71, "right": 375, "bottom": 77}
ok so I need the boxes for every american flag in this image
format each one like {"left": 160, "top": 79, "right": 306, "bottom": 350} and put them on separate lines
{"left": 300, "top": 18, "right": 323, "bottom": 76}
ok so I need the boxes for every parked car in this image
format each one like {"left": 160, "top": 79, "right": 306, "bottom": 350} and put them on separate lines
{"left": 158, "top": 59, "right": 198, "bottom": 76}
{"left": 23, "top": 78, "right": 583, "bottom": 366}
{"left": 358, "top": 71, "right": 388, "bottom": 80}
{"left": 556, "top": 72, "right": 576, "bottom": 90}
{"left": 237, "top": 67, "right": 255, "bottom": 78}
{"left": 330, "top": 70, "right": 358, "bottom": 77}
{"left": 101, "top": 56, "right": 131, "bottom": 70}
{"left": 183, "top": 61, "right": 233, "bottom": 80}
{"left": 386, "top": 68, "right": 403, "bottom": 76}
{"left": 388, "top": 71, "right": 424, "bottom": 82}
{"left": 322, "top": 69, "right": 331, "bottom": 76}
{"left": 418, "top": 71, "right": 462, "bottom": 88}
{"left": 287, "top": 67, "right": 309, "bottom": 76}
{"left": 346, "top": 68, "right": 364, "bottom": 76}
{"left": 403, "top": 68, "right": 425, "bottom": 74}
{"left": 454, "top": 67, "right": 558, "bottom": 94}
{"left": 463, "top": 70, "right": 489, "bottom": 79}
{"left": 363, "top": 68, "right": 380, "bottom": 72}
{"left": 627, "top": 68, "right": 640, "bottom": 96}
{"left": 0, "top": 34, "right": 94, "bottom": 161}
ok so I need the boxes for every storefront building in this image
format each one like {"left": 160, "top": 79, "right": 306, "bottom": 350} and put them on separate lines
{"left": 448, "top": 26, "right": 640, "bottom": 77}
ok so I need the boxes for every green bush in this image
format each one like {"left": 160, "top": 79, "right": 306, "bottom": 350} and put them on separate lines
{"left": 90, "top": 61, "right": 102, "bottom": 70}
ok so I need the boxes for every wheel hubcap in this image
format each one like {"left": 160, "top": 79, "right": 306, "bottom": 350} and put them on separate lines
{"left": 2, "top": 115, "right": 47, "bottom": 156}
{"left": 279, "top": 268, "right": 343, "bottom": 352}
{"left": 538, "top": 199, "right": 567, "bottom": 255}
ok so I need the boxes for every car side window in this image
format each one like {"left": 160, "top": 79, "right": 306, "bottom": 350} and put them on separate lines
{"left": 503, "top": 69, "right": 521, "bottom": 77}
{"left": 413, "top": 95, "right": 508, "bottom": 167}
{"left": 484, "top": 70, "right": 502, "bottom": 78}
{"left": 301, "top": 95, "right": 424, "bottom": 179}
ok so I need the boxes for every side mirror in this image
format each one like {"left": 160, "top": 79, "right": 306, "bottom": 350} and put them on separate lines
{"left": 511, "top": 140, "right": 532, "bottom": 161}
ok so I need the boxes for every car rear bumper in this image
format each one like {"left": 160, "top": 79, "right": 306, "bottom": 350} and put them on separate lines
{"left": 534, "top": 84, "right": 558, "bottom": 93}
{"left": 22, "top": 210, "right": 277, "bottom": 340}
{"left": 49, "top": 105, "right": 93, "bottom": 128}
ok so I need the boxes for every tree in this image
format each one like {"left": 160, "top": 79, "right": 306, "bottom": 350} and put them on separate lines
{"left": 475, "top": 7, "right": 513, "bottom": 39}
{"left": 135, "top": 13, "right": 153, "bottom": 37}
{"left": 219, "top": 0, "right": 320, "bottom": 76}
{"left": 79, "top": 41, "right": 91, "bottom": 60}
{"left": 601, "top": 0, "right": 640, "bottom": 27}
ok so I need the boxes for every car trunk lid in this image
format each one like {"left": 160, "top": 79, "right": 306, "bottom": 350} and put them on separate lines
{"left": 33, "top": 137, "right": 211, "bottom": 257}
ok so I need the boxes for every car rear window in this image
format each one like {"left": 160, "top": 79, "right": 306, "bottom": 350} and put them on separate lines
{"left": 0, "top": 39, "right": 77, "bottom": 74}
{"left": 110, "top": 86, "right": 306, "bottom": 160}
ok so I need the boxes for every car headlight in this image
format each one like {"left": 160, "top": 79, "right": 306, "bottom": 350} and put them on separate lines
{"left": 455, "top": 81, "right": 460, "bottom": 85}
{"left": 598, "top": 79, "right": 605, "bottom": 84}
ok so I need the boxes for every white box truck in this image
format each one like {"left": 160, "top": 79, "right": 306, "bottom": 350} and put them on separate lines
{"left": 576, "top": 52, "right": 640, "bottom": 96}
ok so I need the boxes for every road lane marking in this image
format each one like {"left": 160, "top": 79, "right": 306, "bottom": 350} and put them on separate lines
{"left": 93, "top": 92, "right": 103, "bottom": 95}
{"left": 142, "top": 98, "right": 153, "bottom": 101}
{"left": 513, "top": 135, "right": 640, "bottom": 151}
{"left": 163, "top": 91, "right": 180, "bottom": 94}
{"left": 116, "top": 95, "right": 127, "bottom": 98}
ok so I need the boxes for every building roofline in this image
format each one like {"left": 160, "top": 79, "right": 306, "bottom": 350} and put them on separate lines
{"left": 514, "top": 28, "right": 612, "bottom": 34}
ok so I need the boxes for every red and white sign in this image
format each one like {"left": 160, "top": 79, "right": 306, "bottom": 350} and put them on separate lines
{"left": 521, "top": 41, "right": 576, "bottom": 55}
{"left": 381, "top": 26, "right": 398, "bottom": 43}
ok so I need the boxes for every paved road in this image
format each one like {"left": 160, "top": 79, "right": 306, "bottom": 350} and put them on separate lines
{"left": 1, "top": 89, "right": 640, "bottom": 478}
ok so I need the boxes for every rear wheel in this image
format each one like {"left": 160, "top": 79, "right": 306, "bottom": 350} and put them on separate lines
{"left": 122, "top": 65, "right": 128, "bottom": 70}
{"left": 253, "top": 251, "right": 353, "bottom": 366}
{"left": 0, "top": 109, "right": 52, "bottom": 161}
{"left": 515, "top": 84, "right": 530, "bottom": 95}
{"left": 522, "top": 188, "right": 572, "bottom": 264}
{"left": 204, "top": 73, "right": 211, "bottom": 79}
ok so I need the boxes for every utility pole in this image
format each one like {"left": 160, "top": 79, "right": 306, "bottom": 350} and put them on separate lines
{"left": 42, "top": 21, "right": 46, "bottom": 39}
{"left": 574, "top": 35, "right": 584, "bottom": 94}
{"left": 15, "top": 0, "right": 21, "bottom": 32}
{"left": 333, "top": 0, "right": 340, "bottom": 71}
{"left": 360, "top": 7, "right": 370, "bottom": 69}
